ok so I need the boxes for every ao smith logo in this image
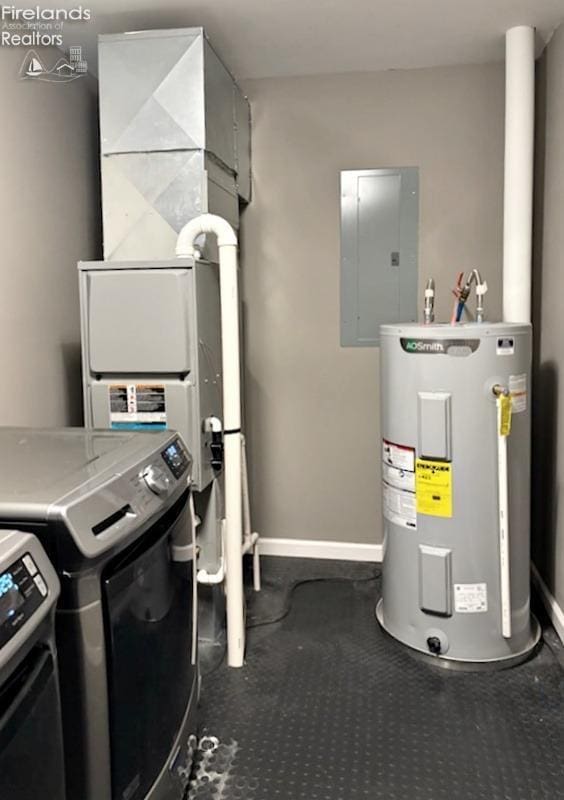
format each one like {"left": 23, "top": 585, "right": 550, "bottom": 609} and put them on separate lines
{"left": 403, "top": 339, "right": 445, "bottom": 353}
{"left": 400, "top": 337, "right": 480, "bottom": 355}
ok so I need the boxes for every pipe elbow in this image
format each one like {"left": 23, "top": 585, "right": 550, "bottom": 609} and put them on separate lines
{"left": 204, "top": 415, "right": 223, "bottom": 434}
{"left": 176, "top": 213, "right": 238, "bottom": 257}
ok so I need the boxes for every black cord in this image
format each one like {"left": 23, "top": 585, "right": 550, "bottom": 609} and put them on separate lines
{"left": 246, "top": 571, "right": 381, "bottom": 630}
{"left": 200, "top": 571, "right": 381, "bottom": 675}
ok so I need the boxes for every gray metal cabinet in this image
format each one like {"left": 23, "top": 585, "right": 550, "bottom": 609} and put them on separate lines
{"left": 97, "top": 28, "right": 251, "bottom": 261}
{"left": 341, "top": 167, "right": 419, "bottom": 346}
{"left": 78, "top": 258, "right": 222, "bottom": 492}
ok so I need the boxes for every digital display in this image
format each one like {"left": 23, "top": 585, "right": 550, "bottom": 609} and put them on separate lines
{"left": 0, "top": 571, "right": 15, "bottom": 597}
{"left": 0, "top": 556, "right": 46, "bottom": 649}
{"left": 0, "top": 572, "right": 25, "bottom": 621}
{"left": 161, "top": 439, "right": 189, "bottom": 479}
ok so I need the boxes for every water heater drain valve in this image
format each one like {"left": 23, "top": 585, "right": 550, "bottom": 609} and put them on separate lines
{"left": 425, "top": 628, "right": 449, "bottom": 656}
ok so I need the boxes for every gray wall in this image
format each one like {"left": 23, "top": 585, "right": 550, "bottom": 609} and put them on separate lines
{"left": 240, "top": 63, "right": 505, "bottom": 546}
{"left": 532, "top": 24, "right": 564, "bottom": 610}
{"left": 0, "top": 46, "right": 100, "bottom": 426}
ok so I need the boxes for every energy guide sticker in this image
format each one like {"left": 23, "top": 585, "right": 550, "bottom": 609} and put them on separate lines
{"left": 415, "top": 459, "right": 453, "bottom": 518}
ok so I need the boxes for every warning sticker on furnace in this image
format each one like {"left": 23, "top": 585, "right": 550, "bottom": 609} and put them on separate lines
{"left": 415, "top": 459, "right": 453, "bottom": 518}
{"left": 454, "top": 583, "right": 488, "bottom": 613}
{"left": 109, "top": 384, "right": 167, "bottom": 430}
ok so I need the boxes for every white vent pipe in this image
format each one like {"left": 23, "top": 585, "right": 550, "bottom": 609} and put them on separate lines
{"left": 503, "top": 25, "right": 535, "bottom": 323}
{"left": 177, "top": 213, "right": 245, "bottom": 668}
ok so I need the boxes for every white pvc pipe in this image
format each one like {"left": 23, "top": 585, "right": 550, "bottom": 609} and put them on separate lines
{"left": 177, "top": 213, "right": 245, "bottom": 668}
{"left": 241, "top": 531, "right": 259, "bottom": 555}
{"left": 242, "top": 435, "right": 261, "bottom": 591}
{"left": 503, "top": 25, "right": 535, "bottom": 323}
{"left": 198, "top": 530, "right": 258, "bottom": 582}
{"left": 197, "top": 560, "right": 225, "bottom": 585}
{"left": 496, "top": 397, "right": 512, "bottom": 639}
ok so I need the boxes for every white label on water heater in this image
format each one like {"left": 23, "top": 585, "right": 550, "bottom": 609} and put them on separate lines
{"left": 382, "top": 440, "right": 415, "bottom": 472}
{"left": 383, "top": 482, "right": 417, "bottom": 530}
{"left": 454, "top": 583, "right": 488, "bottom": 613}
{"left": 509, "top": 373, "right": 527, "bottom": 414}
{"left": 382, "top": 462, "right": 416, "bottom": 492}
{"left": 497, "top": 337, "right": 515, "bottom": 355}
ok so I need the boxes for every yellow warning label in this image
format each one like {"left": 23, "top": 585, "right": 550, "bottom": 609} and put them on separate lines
{"left": 416, "top": 459, "right": 452, "bottom": 518}
{"left": 499, "top": 394, "right": 512, "bottom": 437}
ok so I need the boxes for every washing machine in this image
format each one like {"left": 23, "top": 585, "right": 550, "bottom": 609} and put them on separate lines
{"left": 0, "top": 427, "right": 198, "bottom": 800}
{"left": 0, "top": 529, "right": 65, "bottom": 800}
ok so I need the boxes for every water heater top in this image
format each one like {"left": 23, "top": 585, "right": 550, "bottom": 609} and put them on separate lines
{"left": 380, "top": 322, "right": 531, "bottom": 339}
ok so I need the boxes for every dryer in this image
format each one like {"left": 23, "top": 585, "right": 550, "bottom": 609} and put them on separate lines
{"left": 0, "top": 427, "right": 198, "bottom": 800}
{"left": 0, "top": 529, "right": 64, "bottom": 800}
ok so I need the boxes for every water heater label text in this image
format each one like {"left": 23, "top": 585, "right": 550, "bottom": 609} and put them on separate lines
{"left": 400, "top": 338, "right": 480, "bottom": 355}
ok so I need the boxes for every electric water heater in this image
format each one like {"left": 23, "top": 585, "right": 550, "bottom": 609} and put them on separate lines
{"left": 377, "top": 322, "right": 540, "bottom": 668}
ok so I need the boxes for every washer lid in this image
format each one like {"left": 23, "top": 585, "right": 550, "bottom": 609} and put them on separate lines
{"left": 0, "top": 428, "right": 137, "bottom": 506}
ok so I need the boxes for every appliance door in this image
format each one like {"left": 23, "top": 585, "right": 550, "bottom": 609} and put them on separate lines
{"left": 0, "top": 645, "right": 66, "bottom": 800}
{"left": 103, "top": 494, "right": 196, "bottom": 800}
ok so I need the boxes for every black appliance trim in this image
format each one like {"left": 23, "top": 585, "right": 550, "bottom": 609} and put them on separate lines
{"left": 0, "top": 645, "right": 53, "bottom": 750}
{"left": 92, "top": 505, "right": 133, "bottom": 536}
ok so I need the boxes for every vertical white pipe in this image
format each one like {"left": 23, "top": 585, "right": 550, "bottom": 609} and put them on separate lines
{"left": 503, "top": 25, "right": 535, "bottom": 323}
{"left": 496, "top": 397, "right": 512, "bottom": 639}
{"left": 176, "top": 214, "right": 246, "bottom": 668}
{"left": 242, "top": 435, "right": 261, "bottom": 591}
{"left": 242, "top": 436, "right": 252, "bottom": 541}
{"left": 219, "top": 243, "right": 246, "bottom": 667}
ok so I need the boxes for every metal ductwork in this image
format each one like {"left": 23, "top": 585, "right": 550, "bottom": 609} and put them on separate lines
{"left": 98, "top": 27, "right": 251, "bottom": 262}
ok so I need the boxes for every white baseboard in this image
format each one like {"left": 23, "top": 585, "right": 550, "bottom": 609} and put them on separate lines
{"left": 258, "top": 537, "right": 383, "bottom": 563}
{"left": 531, "top": 562, "right": 564, "bottom": 644}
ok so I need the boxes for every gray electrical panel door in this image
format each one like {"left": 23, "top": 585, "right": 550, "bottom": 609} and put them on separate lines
{"left": 341, "top": 167, "right": 418, "bottom": 346}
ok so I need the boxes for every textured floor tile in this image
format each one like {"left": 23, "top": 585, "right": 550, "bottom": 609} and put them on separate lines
{"left": 188, "top": 558, "right": 564, "bottom": 800}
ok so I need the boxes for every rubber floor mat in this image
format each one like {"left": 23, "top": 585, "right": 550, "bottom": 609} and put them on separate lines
{"left": 188, "top": 557, "right": 564, "bottom": 800}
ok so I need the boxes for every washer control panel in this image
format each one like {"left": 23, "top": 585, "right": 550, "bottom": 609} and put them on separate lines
{"left": 0, "top": 553, "right": 48, "bottom": 649}
{"left": 161, "top": 438, "right": 191, "bottom": 479}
